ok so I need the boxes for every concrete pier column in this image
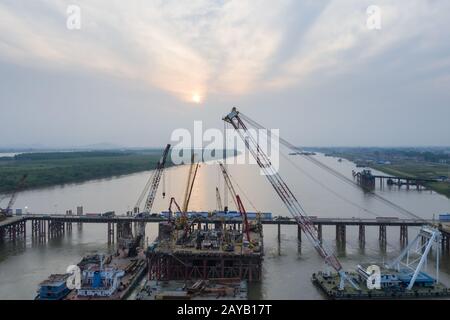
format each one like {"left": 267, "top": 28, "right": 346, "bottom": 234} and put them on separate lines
{"left": 297, "top": 225, "right": 302, "bottom": 243}
{"left": 358, "top": 225, "right": 365, "bottom": 247}
{"left": 277, "top": 223, "right": 281, "bottom": 243}
{"left": 379, "top": 225, "right": 387, "bottom": 248}
{"left": 336, "top": 225, "right": 346, "bottom": 245}
{"left": 107, "top": 222, "right": 115, "bottom": 244}
{"left": 400, "top": 225, "right": 408, "bottom": 246}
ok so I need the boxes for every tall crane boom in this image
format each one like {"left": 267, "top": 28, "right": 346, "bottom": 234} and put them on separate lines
{"left": 182, "top": 153, "right": 200, "bottom": 215}
{"left": 218, "top": 162, "right": 251, "bottom": 242}
{"left": 223, "top": 107, "right": 358, "bottom": 290}
{"left": 136, "top": 144, "right": 171, "bottom": 214}
{"left": 215, "top": 187, "right": 223, "bottom": 212}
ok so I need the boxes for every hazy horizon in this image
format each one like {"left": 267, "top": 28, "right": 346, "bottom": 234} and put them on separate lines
{"left": 1, "top": 1, "right": 449, "bottom": 148}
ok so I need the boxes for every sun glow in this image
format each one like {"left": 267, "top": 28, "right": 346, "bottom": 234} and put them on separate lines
{"left": 192, "top": 93, "right": 202, "bottom": 104}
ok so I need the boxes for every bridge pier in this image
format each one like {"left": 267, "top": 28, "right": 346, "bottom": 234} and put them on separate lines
{"left": 400, "top": 225, "right": 408, "bottom": 246}
{"left": 336, "top": 225, "right": 346, "bottom": 245}
{"left": 276, "top": 223, "right": 281, "bottom": 243}
{"left": 317, "top": 224, "right": 322, "bottom": 242}
{"left": 107, "top": 222, "right": 115, "bottom": 244}
{"left": 358, "top": 225, "right": 365, "bottom": 247}
{"left": 77, "top": 206, "right": 83, "bottom": 230}
{"left": 379, "top": 225, "right": 387, "bottom": 249}
{"left": 48, "top": 220, "right": 65, "bottom": 239}
{"left": 442, "top": 234, "right": 450, "bottom": 253}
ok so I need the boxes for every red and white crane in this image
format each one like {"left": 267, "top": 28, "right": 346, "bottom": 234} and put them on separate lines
{"left": 223, "top": 107, "right": 358, "bottom": 290}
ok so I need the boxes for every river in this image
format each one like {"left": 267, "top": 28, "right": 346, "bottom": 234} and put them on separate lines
{"left": 0, "top": 153, "right": 449, "bottom": 299}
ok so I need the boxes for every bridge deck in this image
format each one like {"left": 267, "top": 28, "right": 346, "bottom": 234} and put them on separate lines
{"left": 8, "top": 214, "right": 432, "bottom": 226}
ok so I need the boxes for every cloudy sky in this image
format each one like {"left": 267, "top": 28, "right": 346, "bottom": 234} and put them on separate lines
{"left": 0, "top": 0, "right": 449, "bottom": 148}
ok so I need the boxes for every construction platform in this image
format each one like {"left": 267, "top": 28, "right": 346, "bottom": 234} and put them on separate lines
{"left": 146, "top": 220, "right": 264, "bottom": 282}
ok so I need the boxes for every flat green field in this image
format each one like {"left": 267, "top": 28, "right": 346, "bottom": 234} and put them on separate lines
{"left": 0, "top": 150, "right": 173, "bottom": 194}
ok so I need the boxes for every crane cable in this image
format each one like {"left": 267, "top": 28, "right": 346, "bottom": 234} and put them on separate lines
{"left": 239, "top": 112, "right": 425, "bottom": 222}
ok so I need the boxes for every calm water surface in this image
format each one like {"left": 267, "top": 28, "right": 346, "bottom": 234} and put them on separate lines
{"left": 1, "top": 154, "right": 449, "bottom": 299}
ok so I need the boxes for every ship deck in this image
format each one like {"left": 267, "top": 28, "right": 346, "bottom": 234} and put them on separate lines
{"left": 312, "top": 271, "right": 450, "bottom": 299}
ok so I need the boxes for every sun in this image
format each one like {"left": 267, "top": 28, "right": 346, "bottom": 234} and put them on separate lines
{"left": 191, "top": 93, "right": 202, "bottom": 104}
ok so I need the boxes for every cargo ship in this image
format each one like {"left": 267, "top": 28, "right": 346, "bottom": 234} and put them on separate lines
{"left": 136, "top": 278, "right": 247, "bottom": 300}
{"left": 36, "top": 226, "right": 147, "bottom": 300}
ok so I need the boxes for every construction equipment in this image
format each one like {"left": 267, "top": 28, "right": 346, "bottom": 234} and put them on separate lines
{"left": 133, "top": 144, "right": 171, "bottom": 241}
{"left": 176, "top": 153, "right": 200, "bottom": 237}
{"left": 218, "top": 162, "right": 251, "bottom": 242}
{"left": 387, "top": 226, "right": 441, "bottom": 290}
{"left": 168, "top": 197, "right": 182, "bottom": 221}
{"left": 135, "top": 144, "right": 171, "bottom": 214}
{"left": 215, "top": 187, "right": 223, "bottom": 212}
{"left": 223, "top": 107, "right": 358, "bottom": 290}
{"left": 0, "top": 174, "right": 28, "bottom": 219}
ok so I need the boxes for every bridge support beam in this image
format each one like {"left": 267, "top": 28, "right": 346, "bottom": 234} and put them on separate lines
{"left": 400, "top": 225, "right": 408, "bottom": 246}
{"left": 107, "top": 222, "right": 115, "bottom": 245}
{"left": 358, "top": 225, "right": 365, "bottom": 247}
{"left": 48, "top": 220, "right": 64, "bottom": 239}
{"left": 277, "top": 223, "right": 281, "bottom": 243}
{"left": 317, "top": 224, "right": 322, "bottom": 242}
{"left": 442, "top": 234, "right": 450, "bottom": 253}
{"left": 336, "top": 225, "right": 346, "bottom": 246}
{"left": 379, "top": 225, "right": 387, "bottom": 249}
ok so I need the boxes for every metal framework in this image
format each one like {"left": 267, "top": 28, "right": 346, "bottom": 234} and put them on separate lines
{"left": 223, "top": 107, "right": 358, "bottom": 290}
{"left": 140, "top": 144, "right": 171, "bottom": 214}
{"left": 388, "top": 226, "right": 441, "bottom": 290}
{"left": 218, "top": 162, "right": 251, "bottom": 242}
{"left": 148, "top": 249, "right": 262, "bottom": 282}
{"left": 133, "top": 144, "right": 171, "bottom": 240}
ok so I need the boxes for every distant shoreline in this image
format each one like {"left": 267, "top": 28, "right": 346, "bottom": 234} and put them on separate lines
{"left": 0, "top": 149, "right": 237, "bottom": 196}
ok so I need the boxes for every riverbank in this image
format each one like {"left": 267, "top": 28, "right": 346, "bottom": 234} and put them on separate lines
{"left": 306, "top": 147, "right": 450, "bottom": 198}
{"left": 0, "top": 150, "right": 175, "bottom": 194}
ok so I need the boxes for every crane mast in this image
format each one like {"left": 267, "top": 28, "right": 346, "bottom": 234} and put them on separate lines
{"left": 135, "top": 144, "right": 171, "bottom": 214}
{"left": 223, "top": 107, "right": 358, "bottom": 290}
{"left": 215, "top": 187, "right": 223, "bottom": 212}
{"left": 218, "top": 162, "right": 251, "bottom": 242}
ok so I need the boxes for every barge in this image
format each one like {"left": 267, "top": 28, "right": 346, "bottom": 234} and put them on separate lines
{"left": 136, "top": 278, "right": 247, "bottom": 300}
{"left": 64, "top": 253, "right": 147, "bottom": 300}
{"left": 312, "top": 267, "right": 450, "bottom": 300}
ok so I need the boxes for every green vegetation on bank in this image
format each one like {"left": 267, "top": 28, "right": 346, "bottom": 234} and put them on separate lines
{"left": 0, "top": 150, "right": 174, "bottom": 194}
{"left": 305, "top": 147, "right": 450, "bottom": 198}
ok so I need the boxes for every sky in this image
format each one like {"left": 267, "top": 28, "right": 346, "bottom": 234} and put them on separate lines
{"left": 0, "top": 0, "right": 449, "bottom": 148}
